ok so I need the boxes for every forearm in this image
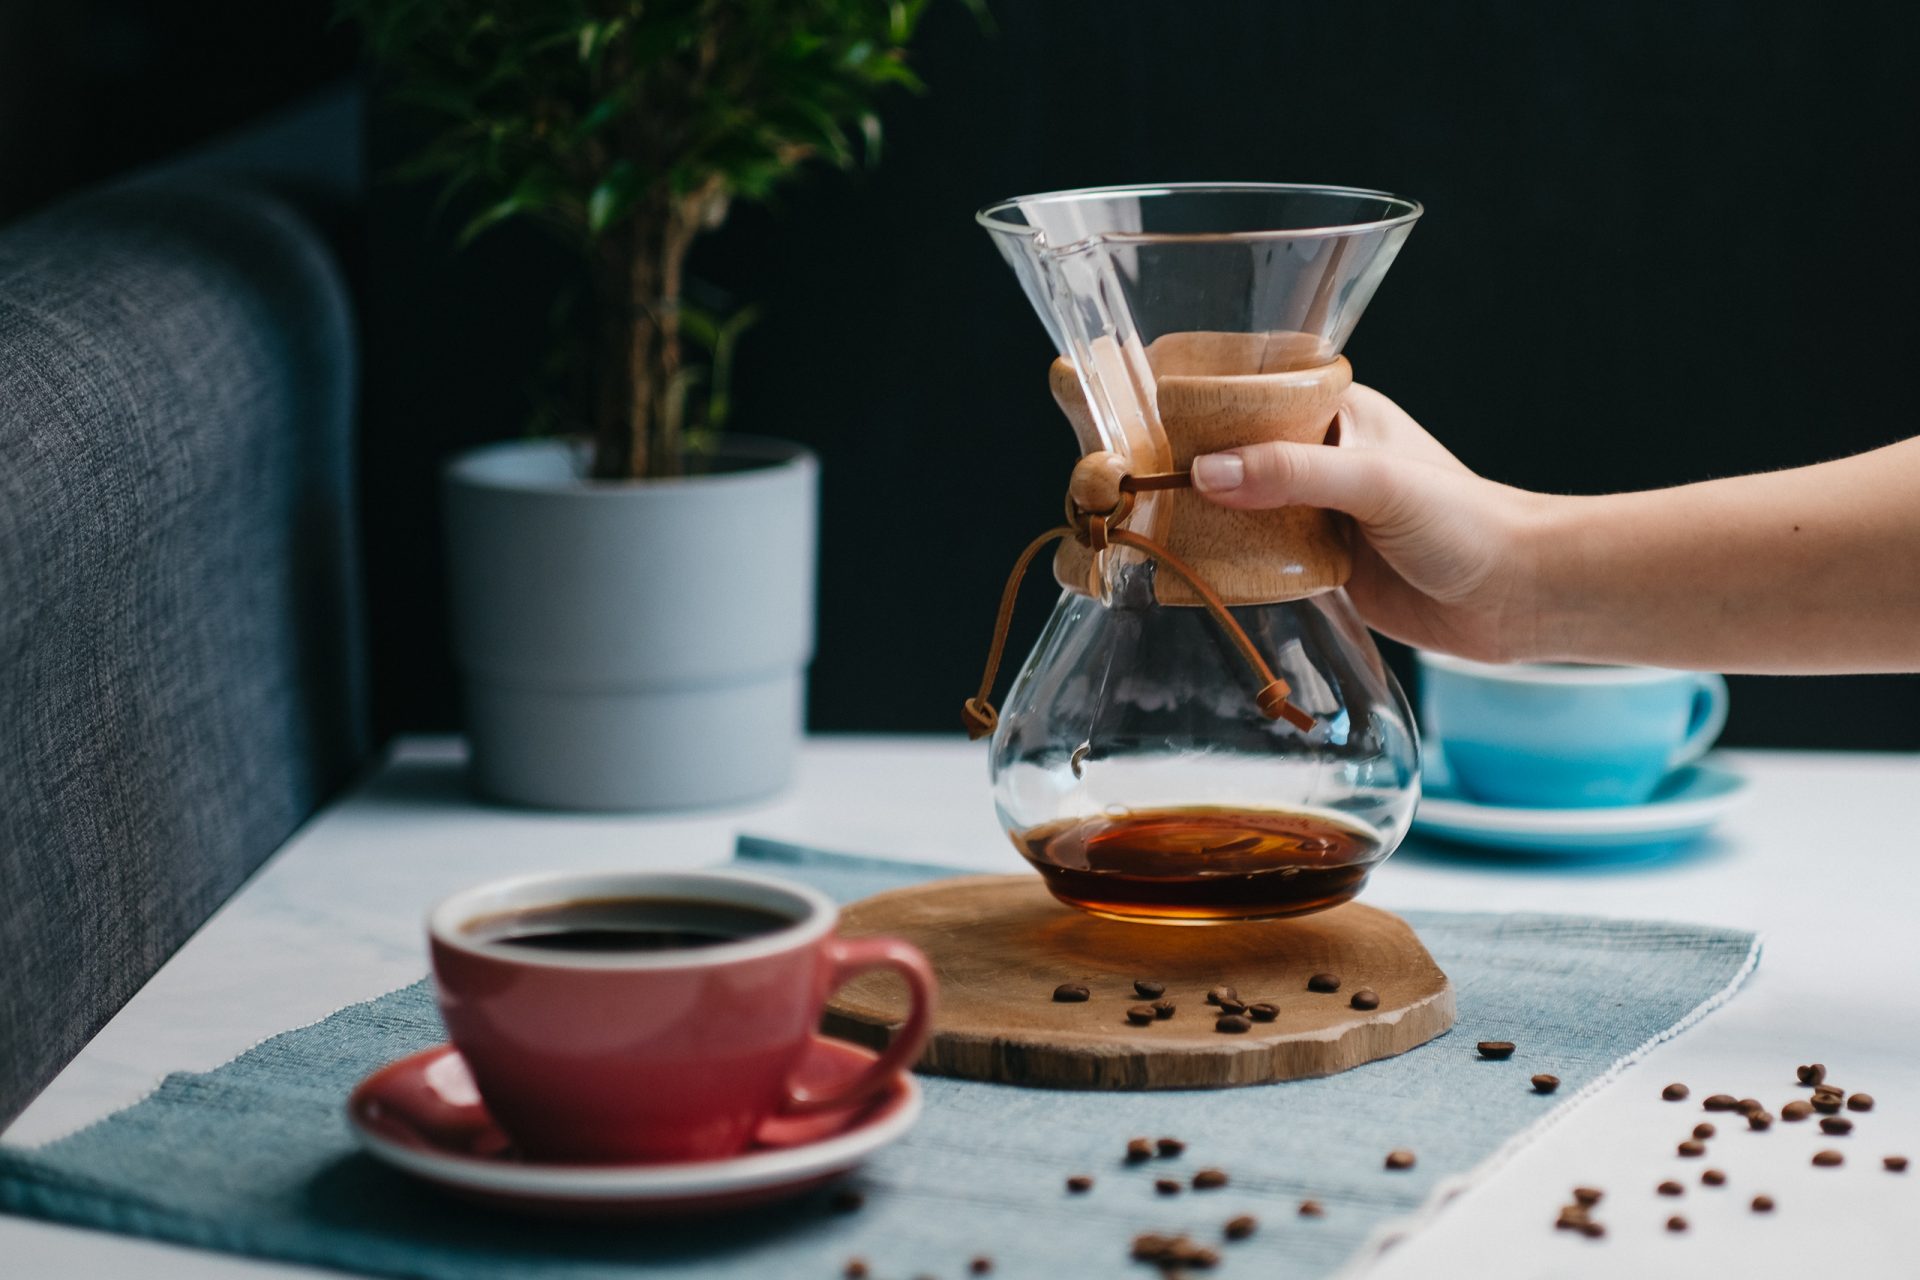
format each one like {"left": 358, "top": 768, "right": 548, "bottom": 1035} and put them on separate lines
{"left": 1526, "top": 439, "right": 1920, "bottom": 673}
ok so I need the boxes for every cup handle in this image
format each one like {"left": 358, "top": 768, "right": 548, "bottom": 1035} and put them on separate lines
{"left": 782, "top": 934, "right": 937, "bottom": 1116}
{"left": 1669, "top": 673, "right": 1730, "bottom": 769}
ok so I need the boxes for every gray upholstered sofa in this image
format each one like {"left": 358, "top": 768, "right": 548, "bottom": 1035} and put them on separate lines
{"left": 0, "top": 90, "right": 369, "bottom": 1125}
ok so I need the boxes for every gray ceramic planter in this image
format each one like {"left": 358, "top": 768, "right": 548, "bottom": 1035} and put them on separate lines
{"left": 443, "top": 436, "right": 818, "bottom": 810}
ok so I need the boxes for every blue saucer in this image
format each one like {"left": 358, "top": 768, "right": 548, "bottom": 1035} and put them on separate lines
{"left": 1410, "top": 760, "right": 1749, "bottom": 855}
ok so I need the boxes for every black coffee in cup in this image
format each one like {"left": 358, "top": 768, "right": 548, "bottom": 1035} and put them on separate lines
{"left": 465, "top": 896, "right": 794, "bottom": 953}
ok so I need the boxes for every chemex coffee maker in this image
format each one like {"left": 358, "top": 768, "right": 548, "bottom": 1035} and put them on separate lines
{"left": 827, "top": 185, "right": 1450, "bottom": 1089}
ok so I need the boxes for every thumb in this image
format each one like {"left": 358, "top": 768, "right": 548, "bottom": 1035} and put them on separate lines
{"left": 1191, "top": 436, "right": 1404, "bottom": 524}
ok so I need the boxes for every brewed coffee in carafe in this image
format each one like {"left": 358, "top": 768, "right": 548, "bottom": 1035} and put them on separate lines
{"left": 967, "top": 184, "right": 1425, "bottom": 923}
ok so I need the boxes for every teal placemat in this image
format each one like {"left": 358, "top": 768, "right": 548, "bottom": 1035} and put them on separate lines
{"left": 0, "top": 839, "right": 1759, "bottom": 1279}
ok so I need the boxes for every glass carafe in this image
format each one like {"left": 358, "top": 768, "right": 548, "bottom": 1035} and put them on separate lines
{"left": 972, "top": 184, "right": 1424, "bottom": 923}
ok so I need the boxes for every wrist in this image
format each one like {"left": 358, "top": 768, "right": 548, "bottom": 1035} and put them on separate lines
{"left": 1505, "top": 491, "right": 1593, "bottom": 664}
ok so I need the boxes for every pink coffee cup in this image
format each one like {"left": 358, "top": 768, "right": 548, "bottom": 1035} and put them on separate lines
{"left": 427, "top": 869, "right": 935, "bottom": 1164}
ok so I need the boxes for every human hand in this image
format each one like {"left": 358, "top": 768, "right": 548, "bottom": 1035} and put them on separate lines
{"left": 1190, "top": 384, "right": 1553, "bottom": 662}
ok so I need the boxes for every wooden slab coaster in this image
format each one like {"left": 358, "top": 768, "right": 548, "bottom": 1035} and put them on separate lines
{"left": 823, "top": 874, "right": 1454, "bottom": 1090}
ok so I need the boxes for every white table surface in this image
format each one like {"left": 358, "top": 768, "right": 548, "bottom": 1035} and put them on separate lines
{"left": 5, "top": 737, "right": 1919, "bottom": 1278}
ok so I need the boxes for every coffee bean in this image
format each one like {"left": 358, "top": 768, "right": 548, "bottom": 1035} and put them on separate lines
{"left": 1385, "top": 1149, "right": 1416, "bottom": 1170}
{"left": 1848, "top": 1092, "right": 1875, "bottom": 1112}
{"left": 1248, "top": 1001, "right": 1279, "bottom": 1022}
{"left": 1666, "top": 1215, "right": 1688, "bottom": 1233}
{"left": 1477, "top": 1041, "right": 1517, "bottom": 1060}
{"left": 1532, "top": 1074, "right": 1561, "bottom": 1094}
{"left": 1555, "top": 1205, "right": 1591, "bottom": 1230}
{"left": 1153, "top": 1000, "right": 1176, "bottom": 1019}
{"left": 1215, "top": 997, "right": 1248, "bottom": 1016}
{"left": 1663, "top": 1082, "right": 1691, "bottom": 1101}
{"left": 1053, "top": 983, "right": 1090, "bottom": 1003}
{"left": 1781, "top": 1100, "right": 1812, "bottom": 1121}
{"left": 1308, "top": 972, "right": 1342, "bottom": 993}
{"left": 1658, "top": 1180, "right": 1685, "bottom": 1196}
{"left": 830, "top": 1189, "right": 865, "bottom": 1213}
{"left": 1126, "top": 1004, "right": 1157, "bottom": 1026}
{"left": 844, "top": 1260, "right": 869, "bottom": 1279}
{"left": 1134, "top": 979, "right": 1166, "bottom": 999}
{"left": 1573, "top": 1187, "right": 1604, "bottom": 1206}
{"left": 1298, "top": 1199, "right": 1325, "bottom": 1217}
{"left": 1702, "top": 1169, "right": 1726, "bottom": 1186}
{"left": 1184, "top": 1246, "right": 1222, "bottom": 1269}
{"left": 1193, "top": 1168, "right": 1229, "bottom": 1189}
{"left": 1797, "top": 1063, "right": 1827, "bottom": 1086}
{"left": 1812, "top": 1095, "right": 1843, "bottom": 1115}
{"left": 1678, "top": 1140, "right": 1706, "bottom": 1158}
{"left": 1215, "top": 1013, "right": 1252, "bottom": 1034}
{"left": 1066, "top": 1174, "right": 1094, "bottom": 1193}
{"left": 1885, "top": 1156, "right": 1909, "bottom": 1172}
{"left": 1156, "top": 1137, "right": 1185, "bottom": 1158}
{"left": 1224, "top": 1214, "right": 1258, "bottom": 1241}
{"left": 1813, "top": 1150, "right": 1844, "bottom": 1167}
{"left": 1751, "top": 1194, "right": 1775, "bottom": 1212}
{"left": 1693, "top": 1123, "right": 1716, "bottom": 1140}
{"left": 1581, "top": 1221, "right": 1606, "bottom": 1238}
{"left": 1737, "top": 1098, "right": 1765, "bottom": 1116}
{"left": 1748, "top": 1110, "right": 1774, "bottom": 1131}
{"left": 1703, "top": 1094, "right": 1738, "bottom": 1111}
{"left": 1126, "top": 1138, "right": 1155, "bottom": 1163}
{"left": 1131, "top": 1233, "right": 1178, "bottom": 1262}
{"left": 1206, "top": 986, "right": 1239, "bottom": 1006}
{"left": 1156, "top": 1177, "right": 1182, "bottom": 1196}
{"left": 970, "top": 1258, "right": 994, "bottom": 1275}
{"left": 1820, "top": 1116, "right": 1854, "bottom": 1136}
{"left": 1350, "top": 989, "right": 1381, "bottom": 1011}
{"left": 1812, "top": 1083, "right": 1844, "bottom": 1101}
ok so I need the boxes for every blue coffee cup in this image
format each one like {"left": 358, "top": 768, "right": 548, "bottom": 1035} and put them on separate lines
{"left": 1415, "top": 653, "right": 1729, "bottom": 809}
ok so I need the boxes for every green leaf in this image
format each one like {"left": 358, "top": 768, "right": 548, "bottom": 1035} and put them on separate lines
{"left": 587, "top": 160, "right": 644, "bottom": 236}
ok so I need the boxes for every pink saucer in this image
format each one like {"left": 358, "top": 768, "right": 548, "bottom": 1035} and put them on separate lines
{"left": 346, "top": 1036, "right": 920, "bottom": 1218}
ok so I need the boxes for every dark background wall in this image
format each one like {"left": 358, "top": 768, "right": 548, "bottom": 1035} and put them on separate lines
{"left": 8, "top": 2, "right": 1918, "bottom": 748}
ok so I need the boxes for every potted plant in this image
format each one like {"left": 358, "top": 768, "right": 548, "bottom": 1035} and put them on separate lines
{"left": 341, "top": 1, "right": 954, "bottom": 809}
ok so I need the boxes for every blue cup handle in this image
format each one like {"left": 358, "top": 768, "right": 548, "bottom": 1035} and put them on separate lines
{"left": 1668, "top": 673, "right": 1730, "bottom": 769}
{"left": 1417, "top": 696, "right": 1451, "bottom": 791}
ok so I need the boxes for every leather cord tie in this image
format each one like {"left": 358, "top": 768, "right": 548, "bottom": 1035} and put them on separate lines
{"left": 962, "top": 458, "right": 1317, "bottom": 741}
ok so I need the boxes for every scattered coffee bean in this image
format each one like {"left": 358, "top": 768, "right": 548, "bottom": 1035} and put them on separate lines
{"left": 1131, "top": 1234, "right": 1175, "bottom": 1262}
{"left": 1849, "top": 1092, "right": 1875, "bottom": 1112}
{"left": 1812, "top": 1082, "right": 1844, "bottom": 1100}
{"left": 1298, "top": 1199, "right": 1325, "bottom": 1217}
{"left": 970, "top": 1258, "right": 994, "bottom": 1276}
{"left": 1813, "top": 1150, "right": 1844, "bottom": 1168}
{"left": 1193, "top": 1168, "right": 1229, "bottom": 1190}
{"left": 1885, "top": 1156, "right": 1909, "bottom": 1172}
{"left": 1126, "top": 1138, "right": 1155, "bottom": 1163}
{"left": 1134, "top": 1233, "right": 1218, "bottom": 1267}
{"left": 1581, "top": 1221, "right": 1607, "bottom": 1238}
{"left": 1555, "top": 1205, "right": 1591, "bottom": 1231}
{"left": 1155, "top": 1177, "right": 1182, "bottom": 1196}
{"left": 1385, "top": 1149, "right": 1416, "bottom": 1171}
{"left": 1658, "top": 1180, "right": 1685, "bottom": 1196}
{"left": 1737, "top": 1098, "right": 1765, "bottom": 1116}
{"left": 1748, "top": 1110, "right": 1774, "bottom": 1131}
{"left": 1308, "top": 972, "right": 1342, "bottom": 993}
{"left": 1663, "top": 1082, "right": 1691, "bottom": 1101}
{"left": 1702, "top": 1169, "right": 1726, "bottom": 1186}
{"left": 1156, "top": 1137, "right": 1186, "bottom": 1158}
{"left": 1215, "top": 1013, "right": 1252, "bottom": 1034}
{"left": 1152, "top": 1000, "right": 1176, "bottom": 1020}
{"left": 1573, "top": 1187, "right": 1604, "bottom": 1206}
{"left": 1751, "top": 1194, "right": 1775, "bottom": 1212}
{"left": 1126, "top": 1005, "right": 1157, "bottom": 1026}
{"left": 1215, "top": 997, "right": 1248, "bottom": 1016}
{"left": 1703, "top": 1094, "right": 1739, "bottom": 1112}
{"left": 1812, "top": 1095, "right": 1843, "bottom": 1115}
{"left": 1797, "top": 1063, "right": 1827, "bottom": 1086}
{"left": 1350, "top": 989, "right": 1381, "bottom": 1011}
{"left": 1532, "top": 1074, "right": 1561, "bottom": 1094}
{"left": 1206, "top": 986, "right": 1239, "bottom": 1007}
{"left": 844, "top": 1259, "right": 869, "bottom": 1279}
{"left": 1821, "top": 1116, "right": 1854, "bottom": 1136}
{"left": 1134, "top": 979, "right": 1166, "bottom": 999}
{"left": 1678, "top": 1140, "right": 1706, "bottom": 1158}
{"left": 1693, "top": 1123, "right": 1716, "bottom": 1140}
{"left": 1666, "top": 1215, "right": 1688, "bottom": 1233}
{"left": 1781, "top": 1100, "right": 1813, "bottom": 1122}
{"left": 1248, "top": 1001, "right": 1279, "bottom": 1022}
{"left": 1053, "top": 983, "right": 1090, "bottom": 1003}
{"left": 1478, "top": 1041, "right": 1517, "bottom": 1060}
{"left": 1224, "top": 1214, "right": 1258, "bottom": 1241}
{"left": 830, "top": 1189, "right": 865, "bottom": 1213}
{"left": 1066, "top": 1174, "right": 1094, "bottom": 1193}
